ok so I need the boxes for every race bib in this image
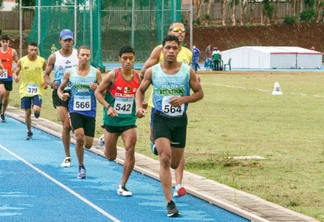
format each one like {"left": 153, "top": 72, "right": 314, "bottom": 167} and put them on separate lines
{"left": 0, "top": 70, "right": 8, "bottom": 79}
{"left": 114, "top": 97, "right": 134, "bottom": 114}
{"left": 73, "top": 95, "right": 91, "bottom": 111}
{"left": 26, "top": 83, "right": 39, "bottom": 95}
{"left": 162, "top": 96, "right": 184, "bottom": 117}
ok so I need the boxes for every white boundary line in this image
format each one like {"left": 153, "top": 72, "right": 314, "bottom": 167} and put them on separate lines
{"left": 205, "top": 83, "right": 324, "bottom": 98}
{"left": 0, "top": 144, "right": 120, "bottom": 222}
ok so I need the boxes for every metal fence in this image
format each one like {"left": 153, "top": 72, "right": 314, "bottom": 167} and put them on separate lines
{"left": 0, "top": 2, "right": 307, "bottom": 32}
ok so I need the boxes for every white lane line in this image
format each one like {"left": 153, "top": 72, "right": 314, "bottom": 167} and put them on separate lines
{"left": 206, "top": 83, "right": 324, "bottom": 98}
{"left": 0, "top": 144, "right": 120, "bottom": 222}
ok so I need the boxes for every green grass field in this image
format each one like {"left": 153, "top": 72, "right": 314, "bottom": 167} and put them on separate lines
{"left": 8, "top": 71, "right": 324, "bottom": 221}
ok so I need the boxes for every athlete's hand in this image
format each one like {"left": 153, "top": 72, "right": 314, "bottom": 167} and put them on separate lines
{"left": 43, "top": 82, "right": 48, "bottom": 89}
{"left": 14, "top": 75, "right": 20, "bottom": 83}
{"left": 52, "top": 81, "right": 59, "bottom": 89}
{"left": 60, "top": 92, "right": 70, "bottom": 101}
{"left": 107, "top": 106, "right": 118, "bottom": 118}
{"left": 89, "top": 82, "right": 98, "bottom": 91}
{"left": 136, "top": 107, "right": 146, "bottom": 118}
{"left": 169, "top": 97, "right": 184, "bottom": 107}
{"left": 142, "top": 100, "right": 148, "bottom": 110}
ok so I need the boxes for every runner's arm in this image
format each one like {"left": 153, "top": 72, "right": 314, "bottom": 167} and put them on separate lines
{"left": 13, "top": 59, "right": 21, "bottom": 83}
{"left": 43, "top": 53, "right": 56, "bottom": 88}
{"left": 57, "top": 69, "right": 70, "bottom": 101}
{"left": 136, "top": 67, "right": 152, "bottom": 118}
{"left": 95, "top": 70, "right": 114, "bottom": 109}
{"left": 139, "top": 46, "right": 161, "bottom": 79}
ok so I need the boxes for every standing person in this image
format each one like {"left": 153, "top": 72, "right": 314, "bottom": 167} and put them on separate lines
{"left": 0, "top": 34, "right": 19, "bottom": 122}
{"left": 58, "top": 45, "right": 102, "bottom": 179}
{"left": 44, "top": 29, "right": 78, "bottom": 168}
{"left": 192, "top": 45, "right": 200, "bottom": 72}
{"left": 139, "top": 21, "right": 193, "bottom": 198}
{"left": 212, "top": 47, "right": 222, "bottom": 71}
{"left": 205, "top": 44, "right": 211, "bottom": 58}
{"left": 95, "top": 45, "right": 140, "bottom": 196}
{"left": 136, "top": 35, "right": 204, "bottom": 217}
{"left": 13, "top": 42, "right": 47, "bottom": 140}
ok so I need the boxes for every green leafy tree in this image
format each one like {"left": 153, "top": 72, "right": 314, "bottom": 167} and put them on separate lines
{"left": 15, "top": 0, "right": 36, "bottom": 7}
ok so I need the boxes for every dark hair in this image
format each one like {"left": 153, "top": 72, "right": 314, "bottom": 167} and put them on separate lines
{"left": 119, "top": 45, "right": 135, "bottom": 57}
{"left": 0, "top": 35, "right": 10, "bottom": 40}
{"left": 77, "top": 45, "right": 90, "bottom": 54}
{"left": 162, "top": 35, "right": 180, "bottom": 47}
{"left": 29, "top": 41, "right": 38, "bottom": 47}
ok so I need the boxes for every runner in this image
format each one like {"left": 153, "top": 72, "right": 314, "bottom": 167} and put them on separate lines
{"left": 13, "top": 41, "right": 47, "bottom": 140}
{"left": 0, "top": 34, "right": 19, "bottom": 122}
{"left": 44, "top": 29, "right": 78, "bottom": 167}
{"left": 136, "top": 35, "right": 204, "bottom": 217}
{"left": 57, "top": 45, "right": 102, "bottom": 179}
{"left": 95, "top": 45, "right": 141, "bottom": 196}
{"left": 139, "top": 21, "right": 194, "bottom": 197}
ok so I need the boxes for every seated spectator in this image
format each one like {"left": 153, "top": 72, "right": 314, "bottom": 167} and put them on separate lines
{"left": 204, "top": 57, "right": 213, "bottom": 71}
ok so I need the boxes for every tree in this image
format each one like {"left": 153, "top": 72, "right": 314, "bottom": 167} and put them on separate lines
{"left": 15, "top": 0, "right": 36, "bottom": 7}
{"left": 221, "top": 0, "right": 227, "bottom": 26}
{"left": 315, "top": 0, "right": 324, "bottom": 23}
{"left": 239, "top": 0, "right": 249, "bottom": 26}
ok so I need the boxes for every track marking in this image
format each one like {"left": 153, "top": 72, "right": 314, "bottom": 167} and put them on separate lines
{"left": 0, "top": 144, "right": 120, "bottom": 222}
{"left": 204, "top": 83, "right": 324, "bottom": 98}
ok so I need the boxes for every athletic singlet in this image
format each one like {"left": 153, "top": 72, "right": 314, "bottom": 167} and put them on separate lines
{"left": 152, "top": 63, "right": 190, "bottom": 117}
{"left": 68, "top": 66, "right": 97, "bottom": 118}
{"left": 148, "top": 45, "right": 192, "bottom": 107}
{"left": 103, "top": 68, "right": 140, "bottom": 127}
{"left": 53, "top": 49, "right": 78, "bottom": 90}
{"left": 19, "top": 56, "right": 46, "bottom": 98}
{"left": 0, "top": 47, "right": 13, "bottom": 81}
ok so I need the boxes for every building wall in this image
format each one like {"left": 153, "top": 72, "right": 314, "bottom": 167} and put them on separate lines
{"left": 2, "top": 0, "right": 17, "bottom": 11}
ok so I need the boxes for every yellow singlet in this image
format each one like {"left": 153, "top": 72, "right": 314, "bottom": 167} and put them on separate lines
{"left": 19, "top": 56, "right": 45, "bottom": 98}
{"left": 148, "top": 45, "right": 193, "bottom": 108}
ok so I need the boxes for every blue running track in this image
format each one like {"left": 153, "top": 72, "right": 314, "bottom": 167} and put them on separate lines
{"left": 0, "top": 116, "right": 250, "bottom": 222}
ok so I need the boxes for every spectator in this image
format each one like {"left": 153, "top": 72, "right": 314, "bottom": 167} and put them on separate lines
{"left": 192, "top": 45, "right": 200, "bottom": 72}
{"left": 212, "top": 47, "right": 222, "bottom": 71}
{"left": 205, "top": 44, "right": 211, "bottom": 58}
{"left": 204, "top": 57, "right": 213, "bottom": 71}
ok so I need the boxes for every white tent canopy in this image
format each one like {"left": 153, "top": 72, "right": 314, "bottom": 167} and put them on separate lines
{"left": 221, "top": 46, "right": 323, "bottom": 69}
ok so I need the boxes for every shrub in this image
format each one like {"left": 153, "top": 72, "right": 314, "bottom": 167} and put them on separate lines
{"left": 204, "top": 14, "right": 210, "bottom": 20}
{"left": 195, "top": 18, "right": 201, "bottom": 25}
{"left": 284, "top": 15, "right": 297, "bottom": 24}
{"left": 300, "top": 8, "right": 316, "bottom": 22}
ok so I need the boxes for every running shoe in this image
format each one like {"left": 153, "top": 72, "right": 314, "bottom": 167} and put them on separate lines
{"left": 77, "top": 166, "right": 87, "bottom": 179}
{"left": 173, "top": 184, "right": 187, "bottom": 197}
{"left": 61, "top": 157, "right": 71, "bottom": 168}
{"left": 1, "top": 114, "right": 5, "bottom": 122}
{"left": 150, "top": 141, "right": 158, "bottom": 155}
{"left": 117, "top": 185, "right": 132, "bottom": 196}
{"left": 25, "top": 132, "right": 33, "bottom": 140}
{"left": 167, "top": 200, "right": 180, "bottom": 217}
